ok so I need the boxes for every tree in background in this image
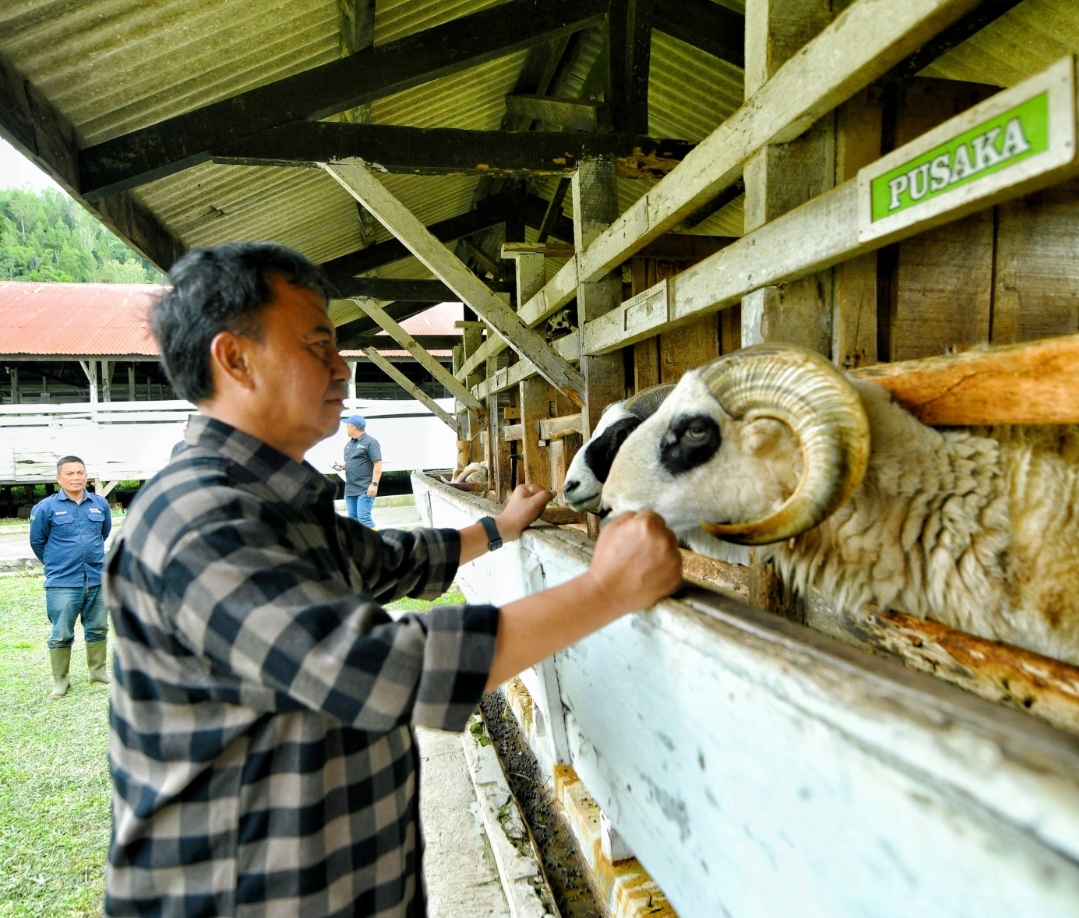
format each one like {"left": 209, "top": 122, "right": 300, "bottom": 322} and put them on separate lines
{"left": 0, "top": 188, "right": 165, "bottom": 283}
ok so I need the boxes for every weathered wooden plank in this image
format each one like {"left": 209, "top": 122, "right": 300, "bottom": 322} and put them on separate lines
{"left": 347, "top": 334, "right": 462, "bottom": 351}
{"left": 336, "top": 277, "right": 512, "bottom": 301}
{"left": 418, "top": 473, "right": 1079, "bottom": 918}
{"left": 504, "top": 95, "right": 612, "bottom": 133}
{"left": 850, "top": 334, "right": 1079, "bottom": 425}
{"left": 573, "top": 0, "right": 986, "bottom": 287}
{"left": 652, "top": 0, "right": 745, "bottom": 68}
{"left": 992, "top": 178, "right": 1079, "bottom": 344}
{"left": 806, "top": 601, "right": 1079, "bottom": 736}
{"left": 502, "top": 243, "right": 576, "bottom": 258}
{"left": 361, "top": 347, "right": 455, "bottom": 429}
{"left": 211, "top": 123, "right": 696, "bottom": 179}
{"left": 78, "top": 0, "right": 609, "bottom": 198}
{"left": 326, "top": 162, "right": 586, "bottom": 406}
{"left": 353, "top": 300, "right": 485, "bottom": 416}
{"left": 0, "top": 53, "right": 185, "bottom": 272}
{"left": 519, "top": 377, "right": 551, "bottom": 488}
{"left": 538, "top": 414, "right": 582, "bottom": 440}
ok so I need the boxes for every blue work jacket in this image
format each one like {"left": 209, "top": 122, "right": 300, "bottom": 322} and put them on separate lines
{"left": 29, "top": 490, "right": 113, "bottom": 587}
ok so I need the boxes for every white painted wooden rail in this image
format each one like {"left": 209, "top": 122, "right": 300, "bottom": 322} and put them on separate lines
{"left": 414, "top": 471, "right": 1079, "bottom": 918}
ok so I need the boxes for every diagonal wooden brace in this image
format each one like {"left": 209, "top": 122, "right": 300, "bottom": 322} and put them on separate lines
{"left": 324, "top": 162, "right": 586, "bottom": 407}
{"left": 361, "top": 347, "right": 457, "bottom": 430}
{"left": 354, "top": 298, "right": 487, "bottom": 421}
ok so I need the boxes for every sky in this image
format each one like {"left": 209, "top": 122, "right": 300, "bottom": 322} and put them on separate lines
{"left": 0, "top": 136, "right": 64, "bottom": 192}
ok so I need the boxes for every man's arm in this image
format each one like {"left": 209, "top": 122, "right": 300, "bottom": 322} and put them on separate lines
{"left": 366, "top": 459, "right": 383, "bottom": 498}
{"left": 29, "top": 503, "right": 48, "bottom": 563}
{"left": 484, "top": 511, "right": 681, "bottom": 690}
{"left": 101, "top": 498, "right": 113, "bottom": 541}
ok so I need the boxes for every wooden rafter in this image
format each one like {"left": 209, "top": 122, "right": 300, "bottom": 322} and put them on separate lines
{"left": 326, "top": 162, "right": 586, "bottom": 407}
{"left": 353, "top": 299, "right": 487, "bottom": 418}
{"left": 77, "top": 0, "right": 608, "bottom": 199}
{"left": 335, "top": 277, "right": 512, "bottom": 302}
{"left": 652, "top": 0, "right": 745, "bottom": 69}
{"left": 0, "top": 54, "right": 185, "bottom": 272}
{"left": 503, "top": 95, "right": 613, "bottom": 133}
{"left": 609, "top": 0, "right": 654, "bottom": 134}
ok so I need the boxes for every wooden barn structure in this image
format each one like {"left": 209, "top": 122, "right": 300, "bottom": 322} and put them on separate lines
{"left": 4, "top": 1, "right": 1079, "bottom": 915}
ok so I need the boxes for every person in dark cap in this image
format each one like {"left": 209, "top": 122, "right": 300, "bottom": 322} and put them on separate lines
{"left": 333, "top": 413, "right": 382, "bottom": 527}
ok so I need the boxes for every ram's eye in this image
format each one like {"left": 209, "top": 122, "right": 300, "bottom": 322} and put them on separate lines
{"left": 659, "top": 414, "right": 721, "bottom": 475}
{"left": 683, "top": 423, "right": 709, "bottom": 441}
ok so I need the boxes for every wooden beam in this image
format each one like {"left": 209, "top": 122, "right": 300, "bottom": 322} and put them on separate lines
{"left": 338, "top": 0, "right": 375, "bottom": 57}
{"left": 0, "top": 53, "right": 185, "bottom": 272}
{"left": 326, "top": 162, "right": 586, "bottom": 407}
{"left": 354, "top": 299, "right": 486, "bottom": 417}
{"left": 609, "top": 0, "right": 654, "bottom": 134}
{"left": 652, "top": 0, "right": 745, "bottom": 68}
{"left": 336, "top": 277, "right": 512, "bottom": 301}
{"left": 347, "top": 334, "right": 462, "bottom": 351}
{"left": 333, "top": 301, "right": 438, "bottom": 340}
{"left": 503, "top": 95, "right": 613, "bottom": 132}
{"left": 502, "top": 243, "right": 576, "bottom": 258}
{"left": 210, "top": 123, "right": 695, "bottom": 179}
{"left": 883, "top": 0, "right": 1027, "bottom": 81}
{"left": 850, "top": 335, "right": 1079, "bottom": 425}
{"left": 361, "top": 347, "right": 456, "bottom": 429}
{"left": 77, "top": 0, "right": 608, "bottom": 199}
{"left": 321, "top": 192, "right": 513, "bottom": 285}
{"left": 570, "top": 0, "right": 986, "bottom": 288}
{"left": 539, "top": 414, "right": 583, "bottom": 439}
{"left": 537, "top": 178, "right": 572, "bottom": 243}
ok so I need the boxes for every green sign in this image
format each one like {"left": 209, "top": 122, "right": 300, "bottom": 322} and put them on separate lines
{"left": 858, "top": 56, "right": 1076, "bottom": 244}
{"left": 870, "top": 93, "right": 1049, "bottom": 223}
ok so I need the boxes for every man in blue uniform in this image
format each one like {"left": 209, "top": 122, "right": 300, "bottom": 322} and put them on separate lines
{"left": 334, "top": 413, "right": 382, "bottom": 527}
{"left": 29, "top": 455, "right": 112, "bottom": 699}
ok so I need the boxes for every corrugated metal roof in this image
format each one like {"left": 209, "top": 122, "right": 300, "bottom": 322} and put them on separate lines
{"left": 5, "top": 0, "right": 1072, "bottom": 298}
{"left": 0, "top": 282, "right": 163, "bottom": 355}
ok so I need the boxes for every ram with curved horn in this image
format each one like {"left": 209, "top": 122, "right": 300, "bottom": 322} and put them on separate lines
{"left": 601, "top": 344, "right": 1079, "bottom": 666}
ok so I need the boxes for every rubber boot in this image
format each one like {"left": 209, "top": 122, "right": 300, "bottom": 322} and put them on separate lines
{"left": 48, "top": 647, "right": 71, "bottom": 699}
{"left": 87, "top": 640, "right": 111, "bottom": 685}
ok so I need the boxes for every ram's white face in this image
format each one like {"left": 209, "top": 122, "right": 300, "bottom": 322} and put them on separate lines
{"left": 562, "top": 401, "right": 640, "bottom": 512}
{"left": 601, "top": 371, "right": 802, "bottom": 537}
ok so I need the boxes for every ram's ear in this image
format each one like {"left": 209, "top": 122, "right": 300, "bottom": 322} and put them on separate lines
{"left": 740, "top": 418, "right": 790, "bottom": 456}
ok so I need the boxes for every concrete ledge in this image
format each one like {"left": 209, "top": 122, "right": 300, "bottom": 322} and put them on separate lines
{"left": 461, "top": 714, "right": 558, "bottom": 918}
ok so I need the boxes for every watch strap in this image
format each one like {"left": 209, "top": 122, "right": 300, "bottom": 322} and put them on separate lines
{"left": 479, "top": 515, "right": 503, "bottom": 551}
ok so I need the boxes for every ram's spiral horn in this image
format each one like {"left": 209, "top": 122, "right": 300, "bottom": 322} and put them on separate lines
{"left": 624, "top": 384, "right": 676, "bottom": 420}
{"left": 698, "top": 344, "right": 870, "bottom": 545}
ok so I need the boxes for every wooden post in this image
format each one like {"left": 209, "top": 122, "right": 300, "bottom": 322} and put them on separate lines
{"left": 740, "top": 0, "right": 836, "bottom": 357}
{"left": 360, "top": 348, "right": 456, "bottom": 430}
{"left": 8, "top": 366, "right": 17, "bottom": 405}
{"left": 127, "top": 365, "right": 135, "bottom": 401}
{"left": 572, "top": 158, "right": 626, "bottom": 438}
{"left": 101, "top": 360, "right": 113, "bottom": 402}
{"left": 573, "top": 157, "right": 625, "bottom": 537}
{"left": 512, "top": 251, "right": 551, "bottom": 489}
{"left": 458, "top": 321, "right": 485, "bottom": 463}
{"left": 740, "top": 0, "right": 838, "bottom": 620}
{"left": 347, "top": 360, "right": 357, "bottom": 403}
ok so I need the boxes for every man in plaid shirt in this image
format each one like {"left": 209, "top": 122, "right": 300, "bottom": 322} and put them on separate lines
{"left": 105, "top": 242, "right": 681, "bottom": 918}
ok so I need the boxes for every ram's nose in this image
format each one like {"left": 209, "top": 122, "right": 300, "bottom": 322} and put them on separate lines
{"left": 562, "top": 478, "right": 579, "bottom": 496}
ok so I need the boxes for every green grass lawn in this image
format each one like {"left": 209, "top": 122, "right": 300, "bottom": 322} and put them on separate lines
{"left": 0, "top": 572, "right": 465, "bottom": 916}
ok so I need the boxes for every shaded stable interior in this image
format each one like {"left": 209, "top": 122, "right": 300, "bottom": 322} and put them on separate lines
{"left": 6, "top": 0, "right": 1079, "bottom": 914}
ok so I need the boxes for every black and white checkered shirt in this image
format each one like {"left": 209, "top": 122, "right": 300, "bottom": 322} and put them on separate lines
{"left": 105, "top": 416, "right": 498, "bottom": 918}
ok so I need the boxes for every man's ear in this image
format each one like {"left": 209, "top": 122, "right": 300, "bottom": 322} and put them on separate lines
{"left": 209, "top": 331, "right": 256, "bottom": 390}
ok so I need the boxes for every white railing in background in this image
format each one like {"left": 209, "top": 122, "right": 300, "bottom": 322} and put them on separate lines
{"left": 0, "top": 399, "right": 457, "bottom": 484}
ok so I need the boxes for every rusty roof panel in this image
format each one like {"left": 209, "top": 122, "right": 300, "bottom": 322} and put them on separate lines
{"left": 0, "top": 282, "right": 163, "bottom": 356}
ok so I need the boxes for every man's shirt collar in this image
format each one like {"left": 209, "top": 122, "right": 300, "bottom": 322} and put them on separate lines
{"left": 187, "top": 415, "right": 336, "bottom": 510}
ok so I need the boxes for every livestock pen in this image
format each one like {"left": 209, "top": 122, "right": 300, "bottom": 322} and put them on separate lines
{"left": 4, "top": 0, "right": 1079, "bottom": 915}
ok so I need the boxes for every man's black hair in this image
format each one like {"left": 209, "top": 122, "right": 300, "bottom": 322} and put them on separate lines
{"left": 56, "top": 455, "right": 85, "bottom": 474}
{"left": 151, "top": 242, "right": 334, "bottom": 403}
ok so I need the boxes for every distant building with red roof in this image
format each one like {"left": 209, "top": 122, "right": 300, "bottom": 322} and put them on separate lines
{"left": 0, "top": 282, "right": 462, "bottom": 404}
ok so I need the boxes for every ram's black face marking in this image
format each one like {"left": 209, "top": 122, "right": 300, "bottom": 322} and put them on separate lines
{"left": 659, "top": 414, "right": 721, "bottom": 475}
{"left": 583, "top": 417, "right": 642, "bottom": 483}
